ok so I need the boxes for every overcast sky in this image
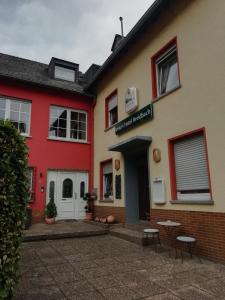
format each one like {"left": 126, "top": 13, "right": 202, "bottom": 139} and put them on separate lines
{"left": 0, "top": 0, "right": 154, "bottom": 72}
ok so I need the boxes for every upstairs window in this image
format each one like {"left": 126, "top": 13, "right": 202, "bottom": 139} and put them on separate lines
{"left": 0, "top": 97, "right": 31, "bottom": 136}
{"left": 105, "top": 90, "right": 118, "bottom": 128}
{"left": 152, "top": 38, "right": 180, "bottom": 98}
{"left": 49, "top": 106, "right": 87, "bottom": 142}
{"left": 169, "top": 129, "right": 211, "bottom": 201}
{"left": 54, "top": 65, "right": 75, "bottom": 82}
{"left": 100, "top": 160, "right": 113, "bottom": 200}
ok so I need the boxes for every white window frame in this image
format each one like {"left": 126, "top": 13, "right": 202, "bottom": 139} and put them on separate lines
{"left": 0, "top": 97, "right": 31, "bottom": 136}
{"left": 103, "top": 161, "right": 113, "bottom": 200}
{"left": 155, "top": 44, "right": 179, "bottom": 97}
{"left": 49, "top": 106, "right": 87, "bottom": 143}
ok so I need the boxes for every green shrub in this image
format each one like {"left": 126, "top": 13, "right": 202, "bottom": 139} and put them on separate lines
{"left": 45, "top": 198, "right": 57, "bottom": 218}
{"left": 0, "top": 121, "right": 29, "bottom": 299}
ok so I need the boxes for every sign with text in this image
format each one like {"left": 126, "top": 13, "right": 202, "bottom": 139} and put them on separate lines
{"left": 115, "top": 103, "right": 153, "bottom": 135}
{"left": 125, "top": 87, "right": 138, "bottom": 114}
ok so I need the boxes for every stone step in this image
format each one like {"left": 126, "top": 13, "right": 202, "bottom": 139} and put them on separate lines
{"left": 110, "top": 227, "right": 143, "bottom": 245}
{"left": 23, "top": 221, "right": 109, "bottom": 242}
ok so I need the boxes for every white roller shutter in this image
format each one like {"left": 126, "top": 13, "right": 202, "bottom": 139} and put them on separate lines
{"left": 108, "top": 94, "right": 117, "bottom": 111}
{"left": 103, "top": 162, "right": 112, "bottom": 175}
{"left": 174, "top": 133, "right": 209, "bottom": 195}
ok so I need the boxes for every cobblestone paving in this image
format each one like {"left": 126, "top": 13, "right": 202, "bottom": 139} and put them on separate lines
{"left": 16, "top": 235, "right": 225, "bottom": 299}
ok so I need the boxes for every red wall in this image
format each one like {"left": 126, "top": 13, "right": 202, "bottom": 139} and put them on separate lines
{"left": 0, "top": 80, "right": 94, "bottom": 221}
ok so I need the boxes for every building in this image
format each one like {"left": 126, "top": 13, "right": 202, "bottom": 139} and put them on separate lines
{"left": 0, "top": 0, "right": 225, "bottom": 262}
{"left": 0, "top": 54, "right": 95, "bottom": 222}
{"left": 85, "top": 0, "right": 225, "bottom": 262}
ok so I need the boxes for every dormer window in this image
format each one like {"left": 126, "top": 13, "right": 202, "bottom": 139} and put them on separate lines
{"left": 48, "top": 57, "right": 79, "bottom": 83}
{"left": 54, "top": 65, "right": 75, "bottom": 82}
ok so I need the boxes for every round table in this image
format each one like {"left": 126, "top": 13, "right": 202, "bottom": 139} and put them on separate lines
{"left": 157, "top": 220, "right": 181, "bottom": 256}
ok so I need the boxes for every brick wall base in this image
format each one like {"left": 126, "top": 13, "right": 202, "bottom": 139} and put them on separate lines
{"left": 150, "top": 209, "right": 225, "bottom": 263}
{"left": 94, "top": 205, "right": 126, "bottom": 223}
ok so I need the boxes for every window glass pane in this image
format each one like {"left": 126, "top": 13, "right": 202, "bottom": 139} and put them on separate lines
{"left": 79, "top": 122, "right": 86, "bottom": 131}
{"left": 80, "top": 181, "right": 85, "bottom": 198}
{"left": 70, "top": 130, "right": 78, "bottom": 139}
{"left": 51, "top": 108, "right": 58, "bottom": 118}
{"left": 0, "top": 98, "right": 6, "bottom": 110}
{"left": 58, "top": 128, "right": 66, "bottom": 138}
{"left": 71, "top": 111, "right": 78, "bottom": 121}
{"left": 58, "top": 118, "right": 67, "bottom": 129}
{"left": 78, "top": 131, "right": 86, "bottom": 140}
{"left": 21, "top": 102, "right": 30, "bottom": 113}
{"left": 10, "top": 111, "right": 19, "bottom": 122}
{"left": 50, "top": 117, "right": 59, "bottom": 128}
{"left": 109, "top": 107, "right": 118, "bottom": 127}
{"left": 71, "top": 120, "right": 78, "bottom": 130}
{"left": 104, "top": 173, "right": 113, "bottom": 197}
{"left": 62, "top": 178, "right": 73, "bottom": 198}
{"left": 49, "top": 181, "right": 55, "bottom": 200}
{"left": 79, "top": 113, "right": 86, "bottom": 122}
{"left": 0, "top": 110, "right": 5, "bottom": 120}
{"left": 59, "top": 109, "right": 67, "bottom": 119}
{"left": 166, "top": 62, "right": 179, "bottom": 92}
{"left": 10, "top": 101, "right": 20, "bottom": 111}
{"left": 49, "top": 127, "right": 58, "bottom": 137}
{"left": 19, "top": 122, "right": 26, "bottom": 133}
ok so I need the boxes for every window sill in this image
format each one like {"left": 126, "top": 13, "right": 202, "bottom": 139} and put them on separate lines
{"left": 99, "top": 199, "right": 114, "bottom": 203}
{"left": 24, "top": 135, "right": 32, "bottom": 139}
{"left": 152, "top": 85, "right": 181, "bottom": 103}
{"left": 104, "top": 122, "right": 118, "bottom": 132}
{"left": 47, "top": 137, "right": 90, "bottom": 144}
{"left": 170, "top": 200, "right": 214, "bottom": 205}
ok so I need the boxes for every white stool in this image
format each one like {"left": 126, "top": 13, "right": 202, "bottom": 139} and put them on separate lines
{"left": 176, "top": 236, "right": 199, "bottom": 263}
{"left": 143, "top": 228, "right": 161, "bottom": 249}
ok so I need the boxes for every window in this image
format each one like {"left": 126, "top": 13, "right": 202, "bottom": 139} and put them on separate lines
{"left": 49, "top": 106, "right": 87, "bottom": 142}
{"left": 152, "top": 38, "right": 180, "bottom": 98}
{"left": 54, "top": 65, "right": 75, "bottom": 82}
{"left": 100, "top": 160, "right": 113, "bottom": 200}
{"left": 0, "top": 97, "right": 31, "bottom": 135}
{"left": 80, "top": 181, "right": 85, "bottom": 198}
{"left": 49, "top": 181, "right": 55, "bottom": 200}
{"left": 105, "top": 91, "right": 118, "bottom": 128}
{"left": 62, "top": 178, "right": 73, "bottom": 198}
{"left": 27, "top": 167, "right": 35, "bottom": 203}
{"left": 169, "top": 129, "right": 211, "bottom": 201}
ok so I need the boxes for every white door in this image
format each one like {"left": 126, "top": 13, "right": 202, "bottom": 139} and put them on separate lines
{"left": 47, "top": 171, "right": 88, "bottom": 220}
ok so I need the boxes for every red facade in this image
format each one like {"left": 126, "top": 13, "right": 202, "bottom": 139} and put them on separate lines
{"left": 0, "top": 79, "right": 94, "bottom": 222}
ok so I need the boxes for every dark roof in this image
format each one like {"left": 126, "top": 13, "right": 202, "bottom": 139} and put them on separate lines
{"left": 85, "top": 0, "right": 171, "bottom": 91}
{"left": 83, "top": 64, "right": 101, "bottom": 84}
{"left": 0, "top": 53, "right": 92, "bottom": 97}
{"left": 111, "top": 34, "right": 124, "bottom": 52}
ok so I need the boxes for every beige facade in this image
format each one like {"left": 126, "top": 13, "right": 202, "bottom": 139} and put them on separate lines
{"left": 93, "top": 0, "right": 225, "bottom": 217}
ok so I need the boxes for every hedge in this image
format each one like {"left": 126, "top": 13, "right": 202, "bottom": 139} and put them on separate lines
{"left": 0, "top": 121, "right": 29, "bottom": 299}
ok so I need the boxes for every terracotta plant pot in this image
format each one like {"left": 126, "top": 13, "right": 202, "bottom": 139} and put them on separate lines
{"left": 85, "top": 212, "right": 93, "bottom": 221}
{"left": 45, "top": 217, "right": 55, "bottom": 225}
{"left": 107, "top": 215, "right": 115, "bottom": 224}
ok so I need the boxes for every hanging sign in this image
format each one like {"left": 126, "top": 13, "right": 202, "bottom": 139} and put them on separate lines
{"left": 115, "top": 103, "right": 153, "bottom": 135}
{"left": 125, "top": 87, "right": 138, "bottom": 114}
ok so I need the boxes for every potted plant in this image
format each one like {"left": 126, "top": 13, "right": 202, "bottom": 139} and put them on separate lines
{"left": 83, "top": 192, "right": 95, "bottom": 221}
{"left": 45, "top": 197, "right": 57, "bottom": 224}
{"left": 84, "top": 205, "right": 93, "bottom": 221}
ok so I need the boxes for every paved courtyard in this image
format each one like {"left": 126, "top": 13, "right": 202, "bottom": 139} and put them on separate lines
{"left": 16, "top": 235, "right": 225, "bottom": 299}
